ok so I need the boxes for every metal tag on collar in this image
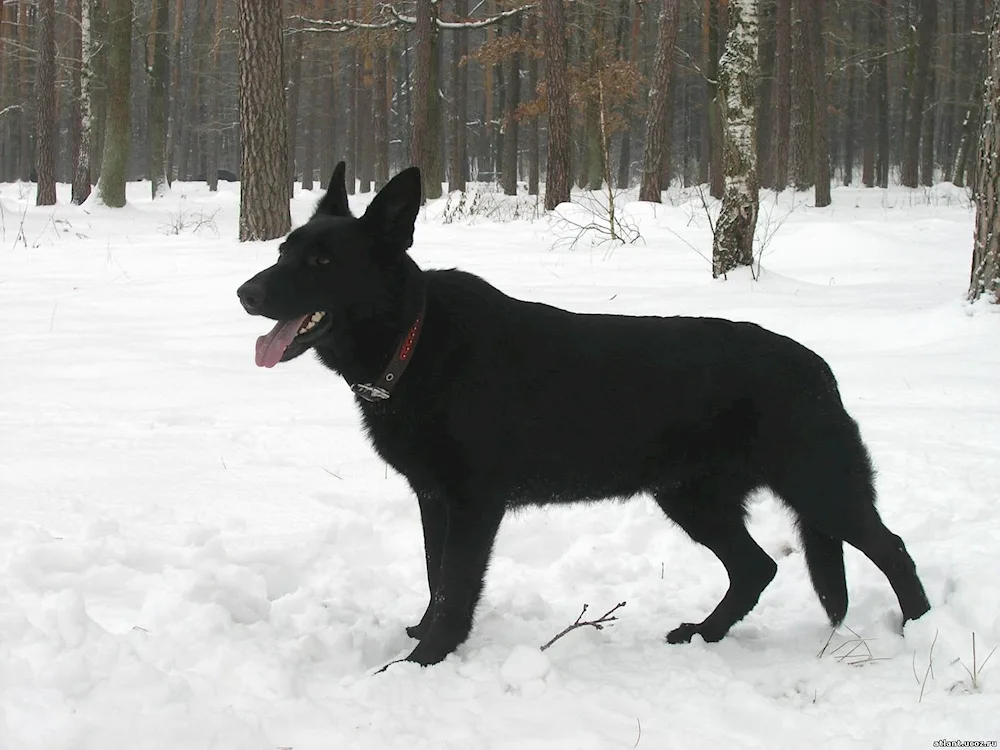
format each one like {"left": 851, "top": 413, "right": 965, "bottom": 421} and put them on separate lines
{"left": 352, "top": 382, "right": 391, "bottom": 402}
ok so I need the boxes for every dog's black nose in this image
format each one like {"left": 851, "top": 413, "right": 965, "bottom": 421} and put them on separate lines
{"left": 237, "top": 281, "right": 266, "bottom": 312}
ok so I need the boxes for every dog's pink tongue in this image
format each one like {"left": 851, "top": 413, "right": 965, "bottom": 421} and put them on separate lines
{"left": 255, "top": 315, "right": 310, "bottom": 368}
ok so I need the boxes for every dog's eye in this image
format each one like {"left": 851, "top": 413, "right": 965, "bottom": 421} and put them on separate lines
{"left": 315, "top": 256, "right": 331, "bottom": 266}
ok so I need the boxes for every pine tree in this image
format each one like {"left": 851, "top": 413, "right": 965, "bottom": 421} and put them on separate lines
{"left": 95, "top": 0, "right": 133, "bottom": 208}
{"left": 639, "top": 0, "right": 680, "bottom": 202}
{"left": 543, "top": 0, "right": 571, "bottom": 209}
{"left": 237, "top": 0, "right": 291, "bottom": 240}
{"left": 35, "top": 0, "right": 56, "bottom": 206}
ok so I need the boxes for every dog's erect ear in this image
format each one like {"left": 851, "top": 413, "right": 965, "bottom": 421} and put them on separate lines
{"left": 361, "top": 167, "right": 422, "bottom": 251}
{"left": 312, "top": 161, "right": 351, "bottom": 218}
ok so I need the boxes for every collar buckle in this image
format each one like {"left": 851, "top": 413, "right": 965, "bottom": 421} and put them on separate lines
{"left": 351, "top": 383, "right": 391, "bottom": 402}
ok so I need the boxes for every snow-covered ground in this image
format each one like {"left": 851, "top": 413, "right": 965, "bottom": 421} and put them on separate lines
{"left": 1, "top": 179, "right": 998, "bottom": 749}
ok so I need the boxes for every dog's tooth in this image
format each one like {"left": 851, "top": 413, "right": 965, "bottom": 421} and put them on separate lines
{"left": 312, "top": 312, "right": 323, "bottom": 322}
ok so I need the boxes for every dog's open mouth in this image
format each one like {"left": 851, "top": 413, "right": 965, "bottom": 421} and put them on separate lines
{"left": 254, "top": 311, "right": 331, "bottom": 368}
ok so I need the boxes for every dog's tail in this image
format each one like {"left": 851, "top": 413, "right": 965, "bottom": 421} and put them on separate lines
{"left": 798, "top": 523, "right": 848, "bottom": 625}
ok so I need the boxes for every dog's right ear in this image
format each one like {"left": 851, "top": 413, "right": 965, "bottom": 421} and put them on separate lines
{"left": 312, "top": 161, "right": 351, "bottom": 218}
{"left": 361, "top": 167, "right": 422, "bottom": 252}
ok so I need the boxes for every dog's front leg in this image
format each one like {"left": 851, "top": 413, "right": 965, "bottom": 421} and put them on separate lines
{"left": 406, "top": 490, "right": 448, "bottom": 640}
{"left": 403, "top": 500, "right": 505, "bottom": 666}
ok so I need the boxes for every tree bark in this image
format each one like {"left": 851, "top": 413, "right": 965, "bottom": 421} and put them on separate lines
{"left": 768, "top": 0, "right": 791, "bottom": 190}
{"left": 206, "top": 0, "right": 225, "bottom": 192}
{"left": 502, "top": 14, "right": 523, "bottom": 196}
{"left": 543, "top": 0, "right": 571, "bottom": 209}
{"left": 969, "top": 0, "right": 1000, "bottom": 302}
{"left": 707, "top": 0, "right": 725, "bottom": 198}
{"left": 237, "top": 0, "right": 291, "bottom": 241}
{"left": 411, "top": 0, "right": 443, "bottom": 201}
{"left": 286, "top": 6, "right": 305, "bottom": 195}
{"left": 373, "top": 47, "right": 389, "bottom": 191}
{"left": 167, "top": 0, "right": 185, "bottom": 182}
{"left": 920, "top": 66, "right": 936, "bottom": 186}
{"left": 72, "top": 0, "right": 93, "bottom": 203}
{"left": 449, "top": 0, "right": 469, "bottom": 192}
{"left": 810, "top": 0, "right": 830, "bottom": 206}
{"left": 713, "top": 0, "right": 759, "bottom": 278}
{"left": 96, "top": 0, "right": 132, "bottom": 207}
{"left": 148, "top": 0, "right": 170, "bottom": 198}
{"left": 790, "top": 0, "right": 812, "bottom": 189}
{"left": 17, "top": 0, "right": 30, "bottom": 182}
{"left": 35, "top": 0, "right": 56, "bottom": 205}
{"left": 527, "top": 14, "right": 540, "bottom": 195}
{"left": 861, "top": 0, "right": 885, "bottom": 188}
{"left": 901, "top": 0, "right": 936, "bottom": 188}
{"left": 639, "top": 0, "right": 680, "bottom": 202}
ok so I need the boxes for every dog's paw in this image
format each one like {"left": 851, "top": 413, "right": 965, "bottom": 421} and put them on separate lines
{"left": 666, "top": 622, "right": 701, "bottom": 644}
{"left": 405, "top": 621, "right": 430, "bottom": 640}
{"left": 667, "top": 620, "right": 728, "bottom": 644}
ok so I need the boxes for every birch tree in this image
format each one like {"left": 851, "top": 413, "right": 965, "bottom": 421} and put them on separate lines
{"left": 71, "top": 0, "right": 93, "bottom": 204}
{"left": 712, "top": 0, "right": 759, "bottom": 279}
{"left": 969, "top": 0, "right": 1000, "bottom": 303}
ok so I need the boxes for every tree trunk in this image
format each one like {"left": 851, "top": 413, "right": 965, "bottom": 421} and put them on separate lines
{"left": 17, "top": 0, "right": 30, "bottom": 182}
{"left": 526, "top": 13, "right": 539, "bottom": 195}
{"left": 286, "top": 7, "right": 305, "bottom": 196}
{"left": 237, "top": 0, "right": 291, "bottom": 241}
{"left": 768, "top": 0, "right": 791, "bottom": 190}
{"left": 861, "top": 0, "right": 885, "bottom": 187}
{"left": 411, "top": 0, "right": 443, "bottom": 201}
{"left": 920, "top": 66, "right": 936, "bottom": 186}
{"left": 707, "top": 0, "right": 725, "bottom": 198}
{"left": 373, "top": 47, "right": 389, "bottom": 191}
{"left": 206, "top": 0, "right": 225, "bottom": 192}
{"left": 543, "top": 0, "right": 571, "bottom": 209}
{"left": 901, "top": 0, "right": 936, "bottom": 188}
{"left": 810, "top": 0, "right": 830, "bottom": 207}
{"left": 969, "top": 0, "right": 1000, "bottom": 302}
{"left": 502, "top": 14, "right": 523, "bottom": 196}
{"left": 72, "top": 0, "right": 93, "bottom": 203}
{"left": 449, "top": 0, "right": 469, "bottom": 192}
{"left": 167, "top": 0, "right": 185, "bottom": 182}
{"left": 148, "top": 0, "right": 170, "bottom": 198}
{"left": 35, "top": 0, "right": 56, "bottom": 205}
{"left": 876, "top": 0, "right": 889, "bottom": 188}
{"left": 639, "top": 0, "right": 680, "bottom": 202}
{"left": 615, "top": 0, "right": 638, "bottom": 190}
{"left": 714, "top": 0, "right": 759, "bottom": 278}
{"left": 96, "top": 0, "right": 132, "bottom": 207}
{"left": 842, "top": 6, "right": 857, "bottom": 187}
{"left": 790, "top": 0, "right": 812, "bottom": 189}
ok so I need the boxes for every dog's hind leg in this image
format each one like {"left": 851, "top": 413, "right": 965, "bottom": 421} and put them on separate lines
{"left": 406, "top": 490, "right": 449, "bottom": 641}
{"left": 655, "top": 482, "right": 778, "bottom": 644}
{"left": 770, "top": 416, "right": 930, "bottom": 624}
{"left": 403, "top": 498, "right": 506, "bottom": 666}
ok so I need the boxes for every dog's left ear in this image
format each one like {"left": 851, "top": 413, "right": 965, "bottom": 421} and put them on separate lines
{"left": 361, "top": 167, "right": 422, "bottom": 251}
{"left": 312, "top": 161, "right": 351, "bottom": 218}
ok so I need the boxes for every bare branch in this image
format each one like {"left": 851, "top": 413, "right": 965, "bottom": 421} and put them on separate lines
{"left": 540, "top": 602, "right": 626, "bottom": 652}
{"left": 292, "top": 3, "right": 535, "bottom": 33}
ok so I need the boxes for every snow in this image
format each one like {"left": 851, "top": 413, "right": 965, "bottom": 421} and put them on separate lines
{"left": 2, "top": 179, "right": 998, "bottom": 749}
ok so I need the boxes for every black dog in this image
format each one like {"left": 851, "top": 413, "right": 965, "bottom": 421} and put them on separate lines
{"left": 238, "top": 164, "right": 930, "bottom": 667}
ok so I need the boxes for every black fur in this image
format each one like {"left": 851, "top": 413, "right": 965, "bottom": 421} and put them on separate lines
{"left": 237, "top": 164, "right": 930, "bottom": 667}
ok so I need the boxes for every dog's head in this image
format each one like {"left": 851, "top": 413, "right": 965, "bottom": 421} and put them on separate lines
{"left": 237, "top": 163, "right": 422, "bottom": 368}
